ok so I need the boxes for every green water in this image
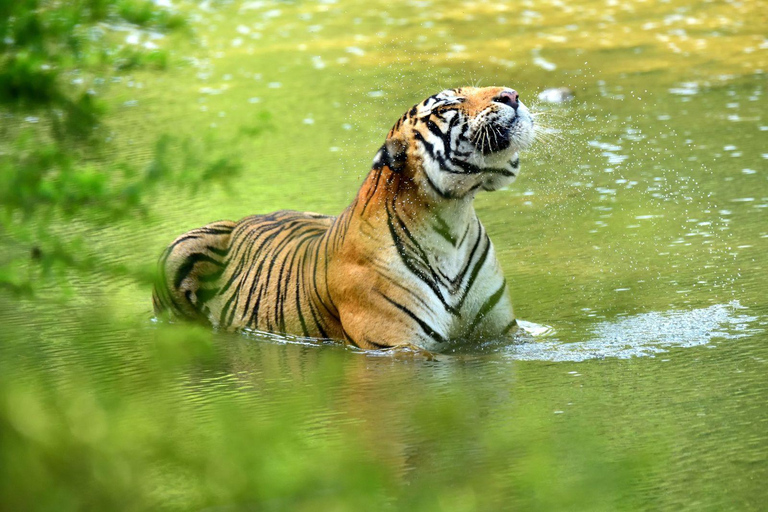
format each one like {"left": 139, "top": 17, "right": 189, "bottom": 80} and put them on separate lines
{"left": 2, "top": 0, "right": 767, "bottom": 509}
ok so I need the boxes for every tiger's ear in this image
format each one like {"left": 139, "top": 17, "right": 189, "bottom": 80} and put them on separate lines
{"left": 372, "top": 136, "right": 407, "bottom": 173}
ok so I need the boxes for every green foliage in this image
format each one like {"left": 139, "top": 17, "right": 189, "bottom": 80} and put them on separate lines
{"left": 1, "top": 131, "right": 242, "bottom": 221}
{"left": 117, "top": 0, "right": 187, "bottom": 29}
{"left": 0, "top": 0, "right": 241, "bottom": 295}
{"left": 113, "top": 46, "right": 170, "bottom": 71}
{"left": 0, "top": 130, "right": 243, "bottom": 295}
{"left": 0, "top": 0, "right": 183, "bottom": 135}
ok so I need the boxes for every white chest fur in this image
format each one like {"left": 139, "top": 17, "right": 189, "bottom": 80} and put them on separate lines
{"left": 384, "top": 206, "right": 512, "bottom": 348}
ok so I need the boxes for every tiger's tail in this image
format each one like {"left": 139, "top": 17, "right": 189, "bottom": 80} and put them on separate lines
{"left": 152, "top": 220, "right": 236, "bottom": 323}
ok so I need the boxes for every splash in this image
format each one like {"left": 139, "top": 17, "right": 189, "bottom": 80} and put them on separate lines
{"left": 509, "top": 301, "right": 759, "bottom": 361}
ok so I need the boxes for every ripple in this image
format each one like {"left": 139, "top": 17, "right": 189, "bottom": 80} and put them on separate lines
{"left": 669, "top": 82, "right": 699, "bottom": 95}
{"left": 532, "top": 56, "right": 556, "bottom": 71}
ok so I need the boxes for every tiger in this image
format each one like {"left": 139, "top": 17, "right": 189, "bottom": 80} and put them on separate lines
{"left": 152, "top": 86, "right": 535, "bottom": 351}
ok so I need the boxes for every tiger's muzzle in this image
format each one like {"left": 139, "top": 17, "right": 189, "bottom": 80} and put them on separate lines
{"left": 470, "top": 94, "right": 534, "bottom": 157}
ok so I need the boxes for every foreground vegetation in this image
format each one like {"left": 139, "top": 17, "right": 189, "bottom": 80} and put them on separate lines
{"left": 0, "top": 0, "right": 239, "bottom": 296}
{"left": 2, "top": 314, "right": 659, "bottom": 511}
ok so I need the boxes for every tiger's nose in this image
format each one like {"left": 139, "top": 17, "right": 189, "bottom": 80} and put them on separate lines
{"left": 495, "top": 90, "right": 519, "bottom": 110}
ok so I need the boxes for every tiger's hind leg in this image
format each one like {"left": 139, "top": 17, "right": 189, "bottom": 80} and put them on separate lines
{"left": 152, "top": 220, "right": 236, "bottom": 323}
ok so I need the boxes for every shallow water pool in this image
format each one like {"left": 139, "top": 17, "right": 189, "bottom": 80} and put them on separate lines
{"left": 1, "top": 0, "right": 766, "bottom": 509}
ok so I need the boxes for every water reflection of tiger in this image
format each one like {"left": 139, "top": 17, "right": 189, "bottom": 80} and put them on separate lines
{"left": 153, "top": 86, "right": 535, "bottom": 351}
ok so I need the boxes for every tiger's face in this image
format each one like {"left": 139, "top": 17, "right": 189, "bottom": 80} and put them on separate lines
{"left": 374, "top": 86, "right": 535, "bottom": 200}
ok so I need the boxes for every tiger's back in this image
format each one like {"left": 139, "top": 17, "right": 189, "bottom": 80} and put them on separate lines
{"left": 153, "top": 210, "right": 344, "bottom": 338}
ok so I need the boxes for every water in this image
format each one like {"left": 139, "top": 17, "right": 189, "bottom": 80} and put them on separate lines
{"left": 512, "top": 301, "right": 760, "bottom": 361}
{"left": 2, "top": 0, "right": 767, "bottom": 509}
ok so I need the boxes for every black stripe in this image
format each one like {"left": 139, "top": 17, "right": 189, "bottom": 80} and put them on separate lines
{"left": 370, "top": 264, "right": 435, "bottom": 314}
{"left": 306, "top": 294, "right": 329, "bottom": 339}
{"left": 222, "top": 278, "right": 245, "bottom": 327}
{"left": 173, "top": 253, "right": 223, "bottom": 289}
{"left": 198, "top": 227, "right": 234, "bottom": 235}
{"left": 386, "top": 201, "right": 455, "bottom": 314}
{"left": 378, "top": 292, "right": 446, "bottom": 344}
{"left": 195, "top": 284, "right": 219, "bottom": 305}
{"left": 413, "top": 130, "right": 479, "bottom": 181}
{"left": 457, "top": 234, "right": 491, "bottom": 309}
{"left": 166, "top": 234, "right": 201, "bottom": 252}
{"left": 207, "top": 245, "right": 229, "bottom": 257}
{"left": 413, "top": 130, "right": 436, "bottom": 158}
{"left": 427, "top": 116, "right": 454, "bottom": 150}
{"left": 341, "top": 327, "right": 360, "bottom": 348}
{"left": 457, "top": 222, "right": 471, "bottom": 247}
{"left": 467, "top": 280, "right": 507, "bottom": 335}
{"left": 450, "top": 158, "right": 515, "bottom": 176}
{"left": 318, "top": 237, "right": 338, "bottom": 319}
{"left": 274, "top": 230, "right": 318, "bottom": 332}
{"left": 198, "top": 267, "right": 225, "bottom": 283}
{"left": 360, "top": 167, "right": 383, "bottom": 214}
{"left": 295, "top": 252, "right": 311, "bottom": 337}
{"left": 423, "top": 169, "right": 455, "bottom": 200}
{"left": 501, "top": 319, "right": 518, "bottom": 336}
{"left": 433, "top": 215, "right": 457, "bottom": 246}
{"left": 238, "top": 220, "right": 308, "bottom": 316}
{"left": 220, "top": 221, "right": 282, "bottom": 292}
{"left": 438, "top": 219, "right": 482, "bottom": 292}
{"left": 426, "top": 118, "right": 445, "bottom": 138}
{"left": 364, "top": 338, "right": 390, "bottom": 350}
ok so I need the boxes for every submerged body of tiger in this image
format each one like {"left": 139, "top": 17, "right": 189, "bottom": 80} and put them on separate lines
{"left": 153, "top": 86, "right": 535, "bottom": 351}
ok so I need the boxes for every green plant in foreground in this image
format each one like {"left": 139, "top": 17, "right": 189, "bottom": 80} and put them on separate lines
{"left": 0, "top": 1, "right": 246, "bottom": 296}
{"left": 0, "top": 0, "right": 182, "bottom": 135}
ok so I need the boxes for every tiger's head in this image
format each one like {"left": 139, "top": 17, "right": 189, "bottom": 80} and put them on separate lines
{"left": 372, "top": 86, "right": 535, "bottom": 200}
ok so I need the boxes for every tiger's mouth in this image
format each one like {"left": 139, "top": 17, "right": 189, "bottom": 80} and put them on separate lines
{"left": 480, "top": 123, "right": 515, "bottom": 154}
{"left": 471, "top": 102, "right": 535, "bottom": 157}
